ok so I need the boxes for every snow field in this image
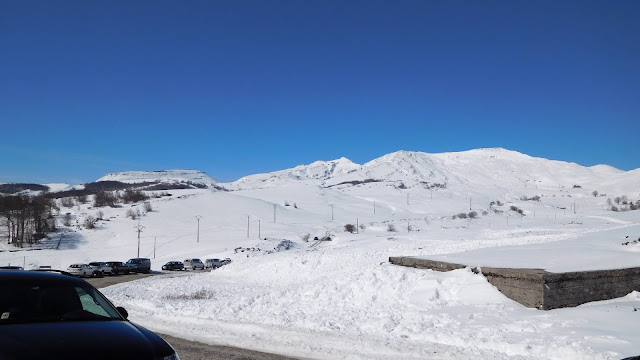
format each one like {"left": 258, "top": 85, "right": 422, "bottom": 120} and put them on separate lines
{"left": 3, "top": 149, "right": 639, "bottom": 359}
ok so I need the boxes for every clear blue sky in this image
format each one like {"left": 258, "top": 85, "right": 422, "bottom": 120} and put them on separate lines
{"left": 1, "top": 0, "right": 638, "bottom": 184}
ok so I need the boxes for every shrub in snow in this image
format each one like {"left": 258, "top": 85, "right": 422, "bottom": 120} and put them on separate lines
{"left": 276, "top": 240, "right": 296, "bottom": 251}
{"left": 520, "top": 195, "right": 541, "bottom": 201}
{"left": 457, "top": 213, "right": 468, "bottom": 219}
{"left": 126, "top": 208, "right": 137, "bottom": 220}
{"left": 164, "top": 289, "right": 214, "bottom": 300}
{"left": 93, "top": 190, "right": 118, "bottom": 208}
{"left": 121, "top": 189, "right": 149, "bottom": 204}
{"left": 63, "top": 213, "right": 72, "bottom": 226}
{"left": 60, "top": 197, "right": 75, "bottom": 208}
{"left": 387, "top": 224, "right": 396, "bottom": 232}
{"left": 344, "top": 224, "right": 356, "bottom": 233}
{"left": 468, "top": 211, "right": 478, "bottom": 219}
{"left": 84, "top": 215, "right": 96, "bottom": 229}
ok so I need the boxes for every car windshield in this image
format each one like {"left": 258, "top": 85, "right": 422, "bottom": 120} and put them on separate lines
{"left": 0, "top": 281, "right": 122, "bottom": 324}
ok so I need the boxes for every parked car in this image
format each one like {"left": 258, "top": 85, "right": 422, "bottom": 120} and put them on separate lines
{"left": 0, "top": 266, "right": 23, "bottom": 271}
{"left": 66, "top": 263, "right": 93, "bottom": 277}
{"left": 183, "top": 258, "right": 204, "bottom": 270}
{"left": 125, "top": 258, "right": 151, "bottom": 274}
{"left": 88, "top": 262, "right": 113, "bottom": 276}
{"left": 162, "top": 261, "right": 184, "bottom": 271}
{"left": 205, "top": 258, "right": 232, "bottom": 269}
{"left": 204, "top": 259, "right": 222, "bottom": 269}
{"left": 106, "top": 261, "right": 130, "bottom": 275}
{"left": 0, "top": 270, "right": 179, "bottom": 360}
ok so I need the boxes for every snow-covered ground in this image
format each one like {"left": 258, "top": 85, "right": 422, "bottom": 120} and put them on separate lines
{"left": 2, "top": 149, "right": 639, "bottom": 359}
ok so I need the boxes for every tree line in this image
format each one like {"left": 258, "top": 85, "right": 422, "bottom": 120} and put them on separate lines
{"left": 0, "top": 194, "right": 57, "bottom": 247}
{"left": 0, "top": 187, "right": 159, "bottom": 248}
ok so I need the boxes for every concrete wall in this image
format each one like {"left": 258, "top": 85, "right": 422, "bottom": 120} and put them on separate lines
{"left": 389, "top": 257, "right": 640, "bottom": 310}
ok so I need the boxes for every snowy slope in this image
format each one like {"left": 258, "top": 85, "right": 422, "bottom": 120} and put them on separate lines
{"left": 97, "top": 169, "right": 217, "bottom": 185}
{"left": 228, "top": 157, "right": 360, "bottom": 190}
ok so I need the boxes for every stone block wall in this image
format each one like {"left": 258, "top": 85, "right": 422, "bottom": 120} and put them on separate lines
{"left": 389, "top": 257, "right": 640, "bottom": 310}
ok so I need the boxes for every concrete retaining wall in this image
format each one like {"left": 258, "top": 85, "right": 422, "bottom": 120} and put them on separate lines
{"left": 389, "top": 256, "right": 640, "bottom": 310}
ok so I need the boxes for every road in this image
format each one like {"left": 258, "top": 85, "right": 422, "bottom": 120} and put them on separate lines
{"left": 88, "top": 272, "right": 299, "bottom": 360}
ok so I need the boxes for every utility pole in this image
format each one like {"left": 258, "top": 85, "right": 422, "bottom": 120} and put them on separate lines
{"left": 469, "top": 197, "right": 472, "bottom": 210}
{"left": 330, "top": 204, "right": 334, "bottom": 220}
{"left": 273, "top": 204, "right": 276, "bottom": 223}
{"left": 134, "top": 223, "right": 145, "bottom": 258}
{"left": 258, "top": 219, "right": 261, "bottom": 239}
{"left": 374, "top": 202, "right": 376, "bottom": 214}
{"left": 247, "top": 216, "right": 250, "bottom": 238}
{"left": 356, "top": 218, "right": 359, "bottom": 234}
{"left": 195, "top": 216, "right": 202, "bottom": 243}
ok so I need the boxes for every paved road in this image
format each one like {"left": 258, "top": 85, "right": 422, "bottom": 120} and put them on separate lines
{"left": 88, "top": 272, "right": 298, "bottom": 360}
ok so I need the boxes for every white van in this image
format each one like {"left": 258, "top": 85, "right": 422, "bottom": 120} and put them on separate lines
{"left": 184, "top": 258, "right": 204, "bottom": 270}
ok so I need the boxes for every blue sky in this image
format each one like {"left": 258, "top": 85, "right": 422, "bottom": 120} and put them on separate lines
{"left": 1, "top": 0, "right": 638, "bottom": 184}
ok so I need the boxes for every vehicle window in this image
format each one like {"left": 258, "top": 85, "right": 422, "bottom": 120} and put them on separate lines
{"left": 0, "top": 282, "right": 122, "bottom": 324}
{"left": 76, "top": 287, "right": 109, "bottom": 317}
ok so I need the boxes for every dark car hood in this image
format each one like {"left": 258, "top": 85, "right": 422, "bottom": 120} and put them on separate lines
{"left": 0, "top": 320, "right": 174, "bottom": 360}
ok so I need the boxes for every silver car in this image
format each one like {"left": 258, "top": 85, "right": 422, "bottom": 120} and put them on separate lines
{"left": 184, "top": 258, "right": 204, "bottom": 270}
{"left": 88, "top": 262, "right": 113, "bottom": 276}
{"left": 67, "top": 263, "right": 92, "bottom": 277}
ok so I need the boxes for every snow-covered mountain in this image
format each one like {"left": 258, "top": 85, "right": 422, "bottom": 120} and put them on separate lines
{"left": 225, "top": 148, "right": 635, "bottom": 197}
{"left": 97, "top": 169, "right": 217, "bottom": 186}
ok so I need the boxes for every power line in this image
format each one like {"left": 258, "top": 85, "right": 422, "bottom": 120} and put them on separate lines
{"left": 195, "top": 215, "right": 203, "bottom": 243}
{"left": 134, "top": 222, "right": 145, "bottom": 258}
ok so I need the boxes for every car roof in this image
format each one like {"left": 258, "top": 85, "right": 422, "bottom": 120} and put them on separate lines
{"left": 0, "top": 270, "right": 87, "bottom": 285}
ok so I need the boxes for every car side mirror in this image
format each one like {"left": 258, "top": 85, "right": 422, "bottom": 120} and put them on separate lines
{"left": 116, "top": 306, "right": 129, "bottom": 319}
